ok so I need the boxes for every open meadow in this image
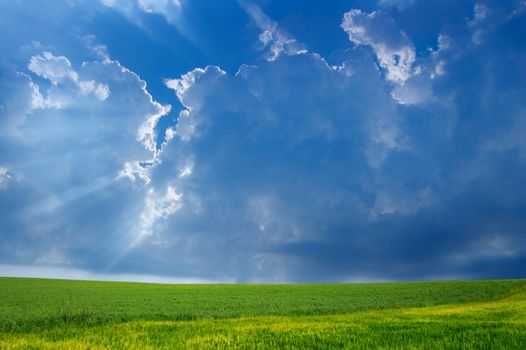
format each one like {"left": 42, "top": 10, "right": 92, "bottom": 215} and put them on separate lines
{"left": 0, "top": 277, "right": 525, "bottom": 348}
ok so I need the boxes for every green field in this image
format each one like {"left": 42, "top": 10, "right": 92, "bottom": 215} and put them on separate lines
{"left": 1, "top": 278, "right": 525, "bottom": 349}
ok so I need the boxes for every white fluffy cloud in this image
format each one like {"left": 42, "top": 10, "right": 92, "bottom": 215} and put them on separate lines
{"left": 28, "top": 52, "right": 110, "bottom": 105}
{"left": 0, "top": 49, "right": 173, "bottom": 271}
{"left": 164, "top": 66, "right": 226, "bottom": 141}
{"left": 28, "top": 52, "right": 77, "bottom": 85}
{"left": 142, "top": 1, "right": 526, "bottom": 282}
{"left": 152, "top": 50, "right": 423, "bottom": 280}
{"left": 341, "top": 9, "right": 416, "bottom": 84}
{"left": 2, "top": 0, "right": 526, "bottom": 282}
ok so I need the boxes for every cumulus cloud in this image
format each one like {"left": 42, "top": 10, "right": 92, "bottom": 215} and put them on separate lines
{"left": 153, "top": 50, "right": 435, "bottom": 280}
{"left": 0, "top": 49, "right": 172, "bottom": 274}
{"left": 28, "top": 52, "right": 77, "bottom": 84}
{"left": 139, "top": 1, "right": 526, "bottom": 282}
{"left": 28, "top": 52, "right": 110, "bottom": 104}
{"left": 164, "top": 66, "right": 226, "bottom": 141}
{"left": 2, "top": 0, "right": 526, "bottom": 283}
{"left": 341, "top": 9, "right": 416, "bottom": 84}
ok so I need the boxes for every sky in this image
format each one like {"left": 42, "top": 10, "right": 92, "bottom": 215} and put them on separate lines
{"left": 0, "top": 0, "right": 525, "bottom": 283}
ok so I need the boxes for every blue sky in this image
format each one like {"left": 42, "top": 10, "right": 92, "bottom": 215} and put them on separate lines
{"left": 0, "top": 0, "right": 525, "bottom": 283}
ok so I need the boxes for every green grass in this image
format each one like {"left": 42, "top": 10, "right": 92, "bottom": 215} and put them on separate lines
{"left": 0, "top": 277, "right": 525, "bottom": 348}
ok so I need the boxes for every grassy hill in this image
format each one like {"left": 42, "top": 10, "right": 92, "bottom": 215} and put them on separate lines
{"left": 1, "top": 277, "right": 525, "bottom": 348}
